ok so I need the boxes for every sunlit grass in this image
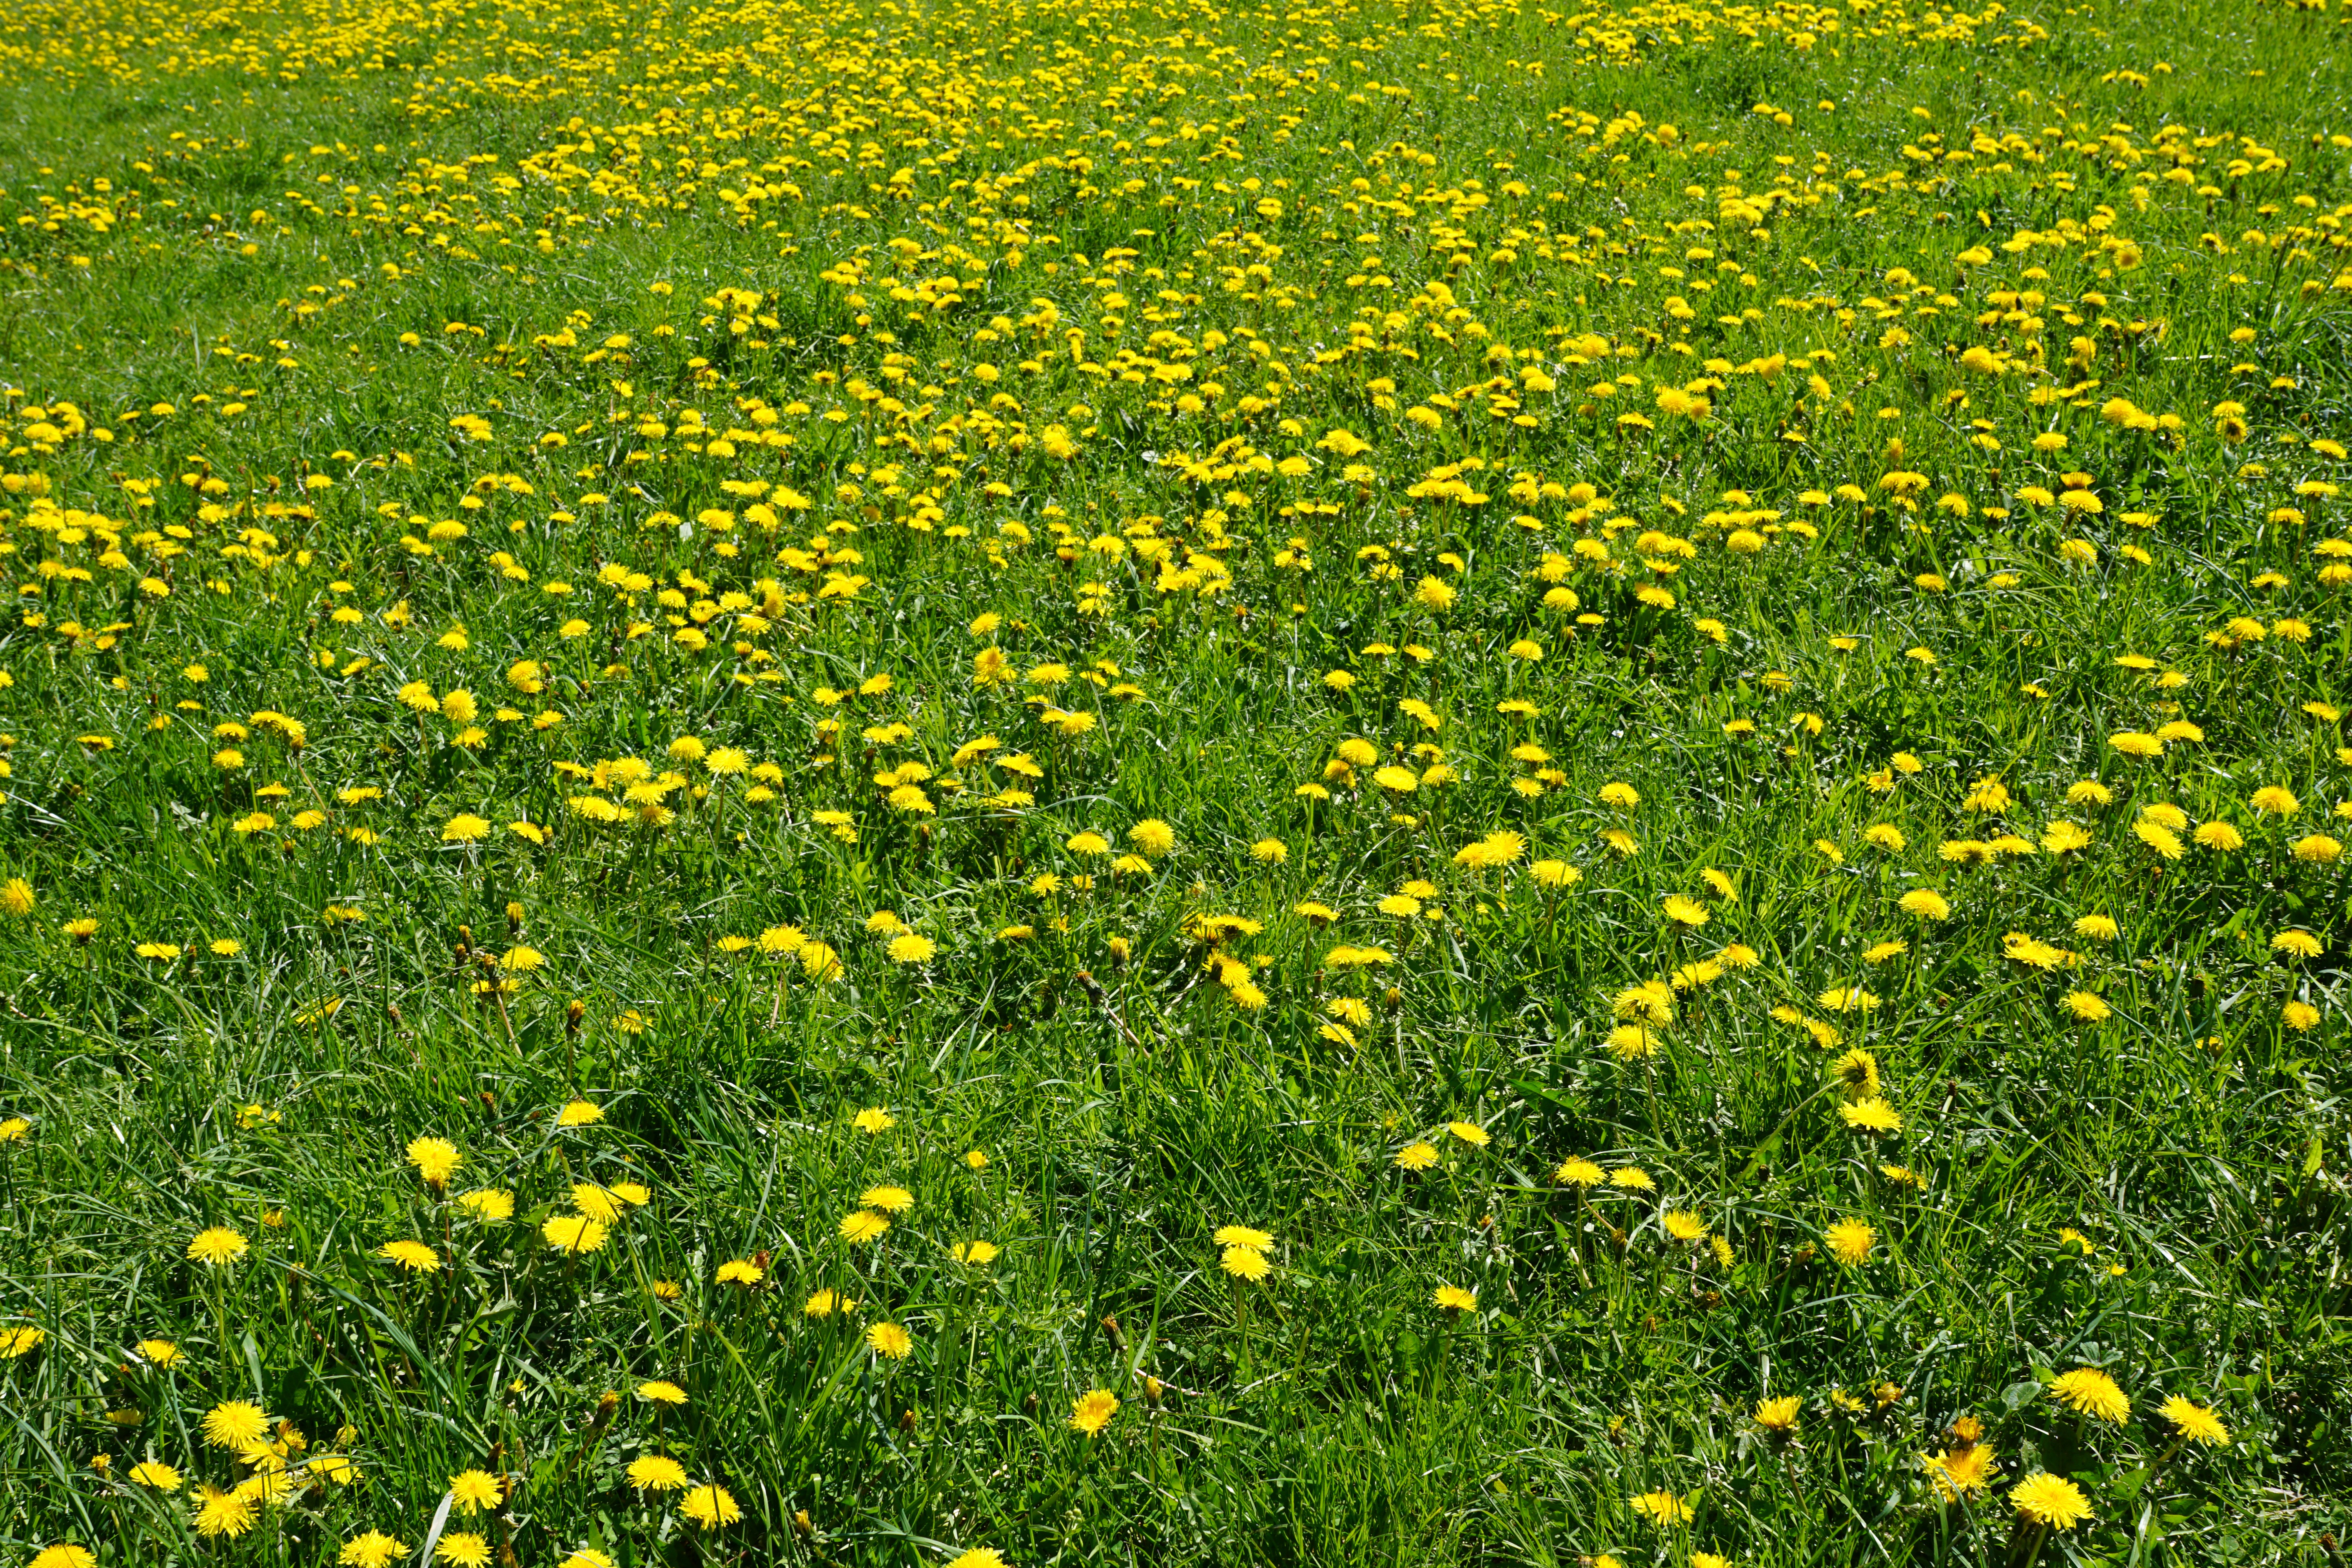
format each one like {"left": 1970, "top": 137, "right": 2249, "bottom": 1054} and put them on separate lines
{"left": 1, "top": 0, "right": 2350, "bottom": 1562}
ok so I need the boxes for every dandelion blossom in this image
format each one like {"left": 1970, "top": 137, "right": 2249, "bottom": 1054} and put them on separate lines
{"left": 2064, "top": 990, "right": 2112, "bottom": 1022}
{"left": 2009, "top": 1472, "right": 2092, "bottom": 1530}
{"left": 193, "top": 1487, "right": 259, "bottom": 1539}
{"left": 2159, "top": 1395, "right": 2230, "bottom": 1446}
{"left": 457, "top": 1189, "right": 514, "bottom": 1221}
{"left": 338, "top": 1532, "right": 408, "bottom": 1568}
{"left": 627, "top": 1455, "right": 690, "bottom": 1492}
{"left": 681, "top": 1484, "right": 741, "bottom": 1529}
{"left": 1925, "top": 1444, "right": 1998, "bottom": 1499}
{"left": 435, "top": 1533, "right": 492, "bottom": 1566}
{"left": 866, "top": 1321, "right": 914, "bottom": 1360}
{"left": 1831, "top": 1049, "right": 1880, "bottom": 1099}
{"left": 1825, "top": 1219, "right": 1876, "bottom": 1265}
{"left": 1897, "top": 889, "right": 1951, "bottom": 921}
{"left": 2048, "top": 1367, "right": 2129, "bottom": 1422}
{"left": 201, "top": 1400, "right": 270, "bottom": 1450}
{"left": 1220, "top": 1244, "right": 1272, "bottom": 1281}
{"left": 187, "top": 1227, "right": 249, "bottom": 1266}
{"left": 1069, "top": 1388, "right": 1120, "bottom": 1435}
{"left": 1840, "top": 1098, "right": 1902, "bottom": 1135}
{"left": 405, "top": 1136, "right": 461, "bottom": 1189}
{"left": 447, "top": 1470, "right": 503, "bottom": 1514}
{"left": 541, "top": 1214, "right": 608, "bottom": 1254}
{"left": 1629, "top": 1490, "right": 1694, "bottom": 1525}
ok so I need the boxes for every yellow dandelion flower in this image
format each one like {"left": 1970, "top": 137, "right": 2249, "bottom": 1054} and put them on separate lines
{"left": 681, "top": 1484, "right": 741, "bottom": 1529}
{"left": 2159, "top": 1395, "right": 2230, "bottom": 1446}
{"left": 2009, "top": 1472, "right": 2092, "bottom": 1529}
{"left": 1825, "top": 1219, "right": 1876, "bottom": 1265}
{"left": 2047, "top": 1367, "right": 2129, "bottom": 1422}
{"left": 376, "top": 1240, "right": 440, "bottom": 1273}
{"left": 1220, "top": 1244, "right": 1272, "bottom": 1281}
{"left": 187, "top": 1227, "right": 249, "bottom": 1265}
{"left": 1069, "top": 1388, "right": 1120, "bottom": 1435}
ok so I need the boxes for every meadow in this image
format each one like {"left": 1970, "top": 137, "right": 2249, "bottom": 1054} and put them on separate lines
{"left": 1, "top": 0, "right": 2350, "bottom": 1560}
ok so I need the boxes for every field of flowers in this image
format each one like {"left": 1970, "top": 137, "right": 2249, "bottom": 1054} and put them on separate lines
{"left": 1, "top": 0, "right": 2350, "bottom": 1560}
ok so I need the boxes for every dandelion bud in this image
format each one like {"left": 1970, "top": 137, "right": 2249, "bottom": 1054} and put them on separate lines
{"left": 1383, "top": 986, "right": 1402, "bottom": 1014}
{"left": 899, "top": 1408, "right": 919, "bottom": 1431}
{"left": 1101, "top": 1313, "right": 1124, "bottom": 1351}
{"left": 1022, "top": 1391, "right": 1039, "bottom": 1416}
{"left": 505, "top": 901, "right": 523, "bottom": 930}
{"left": 1144, "top": 1375, "right": 1163, "bottom": 1403}
{"left": 793, "top": 1510, "right": 814, "bottom": 1538}
{"left": 566, "top": 999, "right": 586, "bottom": 1035}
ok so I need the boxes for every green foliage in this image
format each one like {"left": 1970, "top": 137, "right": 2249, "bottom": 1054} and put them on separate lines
{"left": 0, "top": 0, "right": 2350, "bottom": 1562}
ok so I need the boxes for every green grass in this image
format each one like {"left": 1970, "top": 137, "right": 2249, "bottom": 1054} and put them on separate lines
{"left": 0, "top": 0, "right": 2350, "bottom": 1561}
